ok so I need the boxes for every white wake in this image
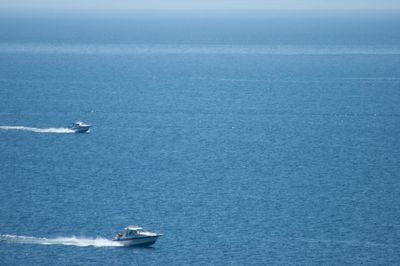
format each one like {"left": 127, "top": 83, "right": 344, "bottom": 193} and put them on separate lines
{"left": 0, "top": 234, "right": 122, "bottom": 247}
{"left": 0, "top": 126, "right": 75, "bottom": 134}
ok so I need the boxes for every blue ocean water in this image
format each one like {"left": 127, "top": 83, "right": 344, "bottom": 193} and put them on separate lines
{"left": 0, "top": 10, "right": 400, "bottom": 265}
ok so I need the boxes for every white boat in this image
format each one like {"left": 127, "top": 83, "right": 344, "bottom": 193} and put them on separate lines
{"left": 113, "top": 225, "right": 162, "bottom": 247}
{"left": 69, "top": 121, "right": 91, "bottom": 133}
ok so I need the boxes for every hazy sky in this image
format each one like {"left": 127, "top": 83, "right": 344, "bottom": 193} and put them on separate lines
{"left": 1, "top": 0, "right": 400, "bottom": 10}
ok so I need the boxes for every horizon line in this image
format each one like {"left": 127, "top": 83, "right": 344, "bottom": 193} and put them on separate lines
{"left": 1, "top": 7, "right": 400, "bottom": 11}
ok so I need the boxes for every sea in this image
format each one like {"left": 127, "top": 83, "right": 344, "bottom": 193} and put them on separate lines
{"left": 0, "top": 10, "right": 400, "bottom": 265}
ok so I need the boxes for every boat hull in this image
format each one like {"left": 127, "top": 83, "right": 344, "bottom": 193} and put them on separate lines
{"left": 113, "top": 235, "right": 160, "bottom": 247}
{"left": 72, "top": 127, "right": 91, "bottom": 133}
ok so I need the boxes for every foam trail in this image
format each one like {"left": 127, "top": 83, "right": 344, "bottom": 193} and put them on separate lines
{"left": 0, "top": 234, "right": 122, "bottom": 247}
{"left": 0, "top": 126, "right": 75, "bottom": 134}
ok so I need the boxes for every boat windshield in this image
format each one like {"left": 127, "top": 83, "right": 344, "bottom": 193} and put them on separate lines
{"left": 126, "top": 230, "right": 138, "bottom": 236}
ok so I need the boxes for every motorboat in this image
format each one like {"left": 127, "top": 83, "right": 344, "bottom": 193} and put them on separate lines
{"left": 69, "top": 121, "right": 91, "bottom": 133}
{"left": 113, "top": 225, "right": 162, "bottom": 247}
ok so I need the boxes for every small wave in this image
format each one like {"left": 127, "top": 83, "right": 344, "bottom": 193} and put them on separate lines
{"left": 293, "top": 237, "right": 397, "bottom": 248}
{"left": 0, "top": 234, "right": 122, "bottom": 247}
{"left": 0, "top": 126, "right": 74, "bottom": 134}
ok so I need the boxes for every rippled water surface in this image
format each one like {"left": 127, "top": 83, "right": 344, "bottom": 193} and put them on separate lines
{"left": 0, "top": 11, "right": 400, "bottom": 265}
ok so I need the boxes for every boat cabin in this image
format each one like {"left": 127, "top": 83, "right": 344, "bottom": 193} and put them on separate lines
{"left": 116, "top": 225, "right": 144, "bottom": 239}
{"left": 125, "top": 226, "right": 143, "bottom": 235}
